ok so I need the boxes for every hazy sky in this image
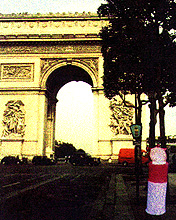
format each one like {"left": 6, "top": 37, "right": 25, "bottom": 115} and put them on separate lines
{"left": 0, "top": 0, "right": 106, "bottom": 14}
{"left": 148, "top": 104, "right": 176, "bottom": 137}
{"left": 56, "top": 82, "right": 94, "bottom": 153}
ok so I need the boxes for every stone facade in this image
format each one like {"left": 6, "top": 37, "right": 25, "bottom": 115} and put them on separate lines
{"left": 0, "top": 13, "right": 148, "bottom": 160}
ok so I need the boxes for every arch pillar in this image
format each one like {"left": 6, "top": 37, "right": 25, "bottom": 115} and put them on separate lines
{"left": 44, "top": 95, "right": 57, "bottom": 158}
{"left": 91, "top": 88, "right": 99, "bottom": 156}
{"left": 92, "top": 87, "right": 113, "bottom": 157}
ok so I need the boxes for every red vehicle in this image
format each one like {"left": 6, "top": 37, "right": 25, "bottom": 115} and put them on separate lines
{"left": 118, "top": 148, "right": 149, "bottom": 166}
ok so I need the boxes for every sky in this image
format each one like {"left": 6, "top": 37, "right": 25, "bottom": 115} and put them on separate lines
{"left": 1, "top": 0, "right": 176, "bottom": 151}
{"left": 147, "top": 103, "right": 176, "bottom": 137}
{"left": 56, "top": 82, "right": 94, "bottom": 153}
{"left": 0, "top": 0, "right": 106, "bottom": 14}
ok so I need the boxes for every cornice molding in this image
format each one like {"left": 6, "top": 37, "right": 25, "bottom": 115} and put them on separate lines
{"left": 0, "top": 12, "right": 101, "bottom": 20}
{"left": 0, "top": 33, "right": 100, "bottom": 42}
{"left": 0, "top": 88, "right": 46, "bottom": 95}
{"left": 0, "top": 15, "right": 109, "bottom": 40}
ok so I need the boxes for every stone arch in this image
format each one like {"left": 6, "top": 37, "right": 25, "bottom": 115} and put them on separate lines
{"left": 42, "top": 61, "right": 97, "bottom": 156}
{"left": 40, "top": 59, "right": 98, "bottom": 92}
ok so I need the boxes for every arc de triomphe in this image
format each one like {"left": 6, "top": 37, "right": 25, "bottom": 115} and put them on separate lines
{"left": 0, "top": 12, "right": 148, "bottom": 160}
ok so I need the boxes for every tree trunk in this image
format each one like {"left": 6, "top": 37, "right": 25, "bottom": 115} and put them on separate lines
{"left": 158, "top": 95, "right": 166, "bottom": 148}
{"left": 134, "top": 93, "right": 142, "bottom": 203}
{"left": 149, "top": 93, "right": 157, "bottom": 149}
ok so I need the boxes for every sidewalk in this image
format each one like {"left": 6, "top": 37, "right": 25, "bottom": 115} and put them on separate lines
{"left": 114, "top": 174, "right": 135, "bottom": 220}
{"left": 90, "top": 172, "right": 176, "bottom": 220}
{"left": 124, "top": 173, "right": 176, "bottom": 220}
{"left": 117, "top": 173, "right": 176, "bottom": 220}
{"left": 89, "top": 173, "right": 135, "bottom": 220}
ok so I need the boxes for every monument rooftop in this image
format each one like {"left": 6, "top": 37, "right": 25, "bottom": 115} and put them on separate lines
{"left": 0, "top": 12, "right": 109, "bottom": 42}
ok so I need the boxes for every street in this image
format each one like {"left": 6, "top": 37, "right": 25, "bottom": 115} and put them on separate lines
{"left": 0, "top": 163, "right": 175, "bottom": 220}
{"left": 0, "top": 163, "right": 119, "bottom": 220}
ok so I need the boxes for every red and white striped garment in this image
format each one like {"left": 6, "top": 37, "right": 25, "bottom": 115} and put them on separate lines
{"left": 146, "top": 162, "right": 168, "bottom": 215}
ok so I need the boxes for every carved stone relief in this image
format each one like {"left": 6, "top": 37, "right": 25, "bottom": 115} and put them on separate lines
{"left": 79, "top": 58, "right": 99, "bottom": 77}
{"left": 0, "top": 44, "right": 101, "bottom": 54}
{"left": 109, "top": 98, "right": 134, "bottom": 135}
{"left": 2, "top": 100, "right": 26, "bottom": 138}
{"left": 1, "top": 63, "right": 34, "bottom": 81}
{"left": 41, "top": 58, "right": 66, "bottom": 75}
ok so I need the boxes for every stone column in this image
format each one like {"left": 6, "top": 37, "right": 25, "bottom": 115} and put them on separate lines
{"left": 44, "top": 98, "right": 57, "bottom": 158}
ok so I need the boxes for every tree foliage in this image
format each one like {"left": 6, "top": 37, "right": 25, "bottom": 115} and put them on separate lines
{"left": 98, "top": 0, "right": 176, "bottom": 105}
{"left": 55, "top": 141, "right": 76, "bottom": 158}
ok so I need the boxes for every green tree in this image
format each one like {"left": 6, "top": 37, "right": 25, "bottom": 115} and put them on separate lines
{"left": 98, "top": 0, "right": 176, "bottom": 149}
{"left": 55, "top": 142, "right": 76, "bottom": 158}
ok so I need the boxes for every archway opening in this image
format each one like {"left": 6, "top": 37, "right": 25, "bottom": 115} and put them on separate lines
{"left": 45, "top": 65, "right": 95, "bottom": 155}
{"left": 46, "top": 65, "right": 93, "bottom": 97}
{"left": 55, "top": 81, "right": 94, "bottom": 154}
